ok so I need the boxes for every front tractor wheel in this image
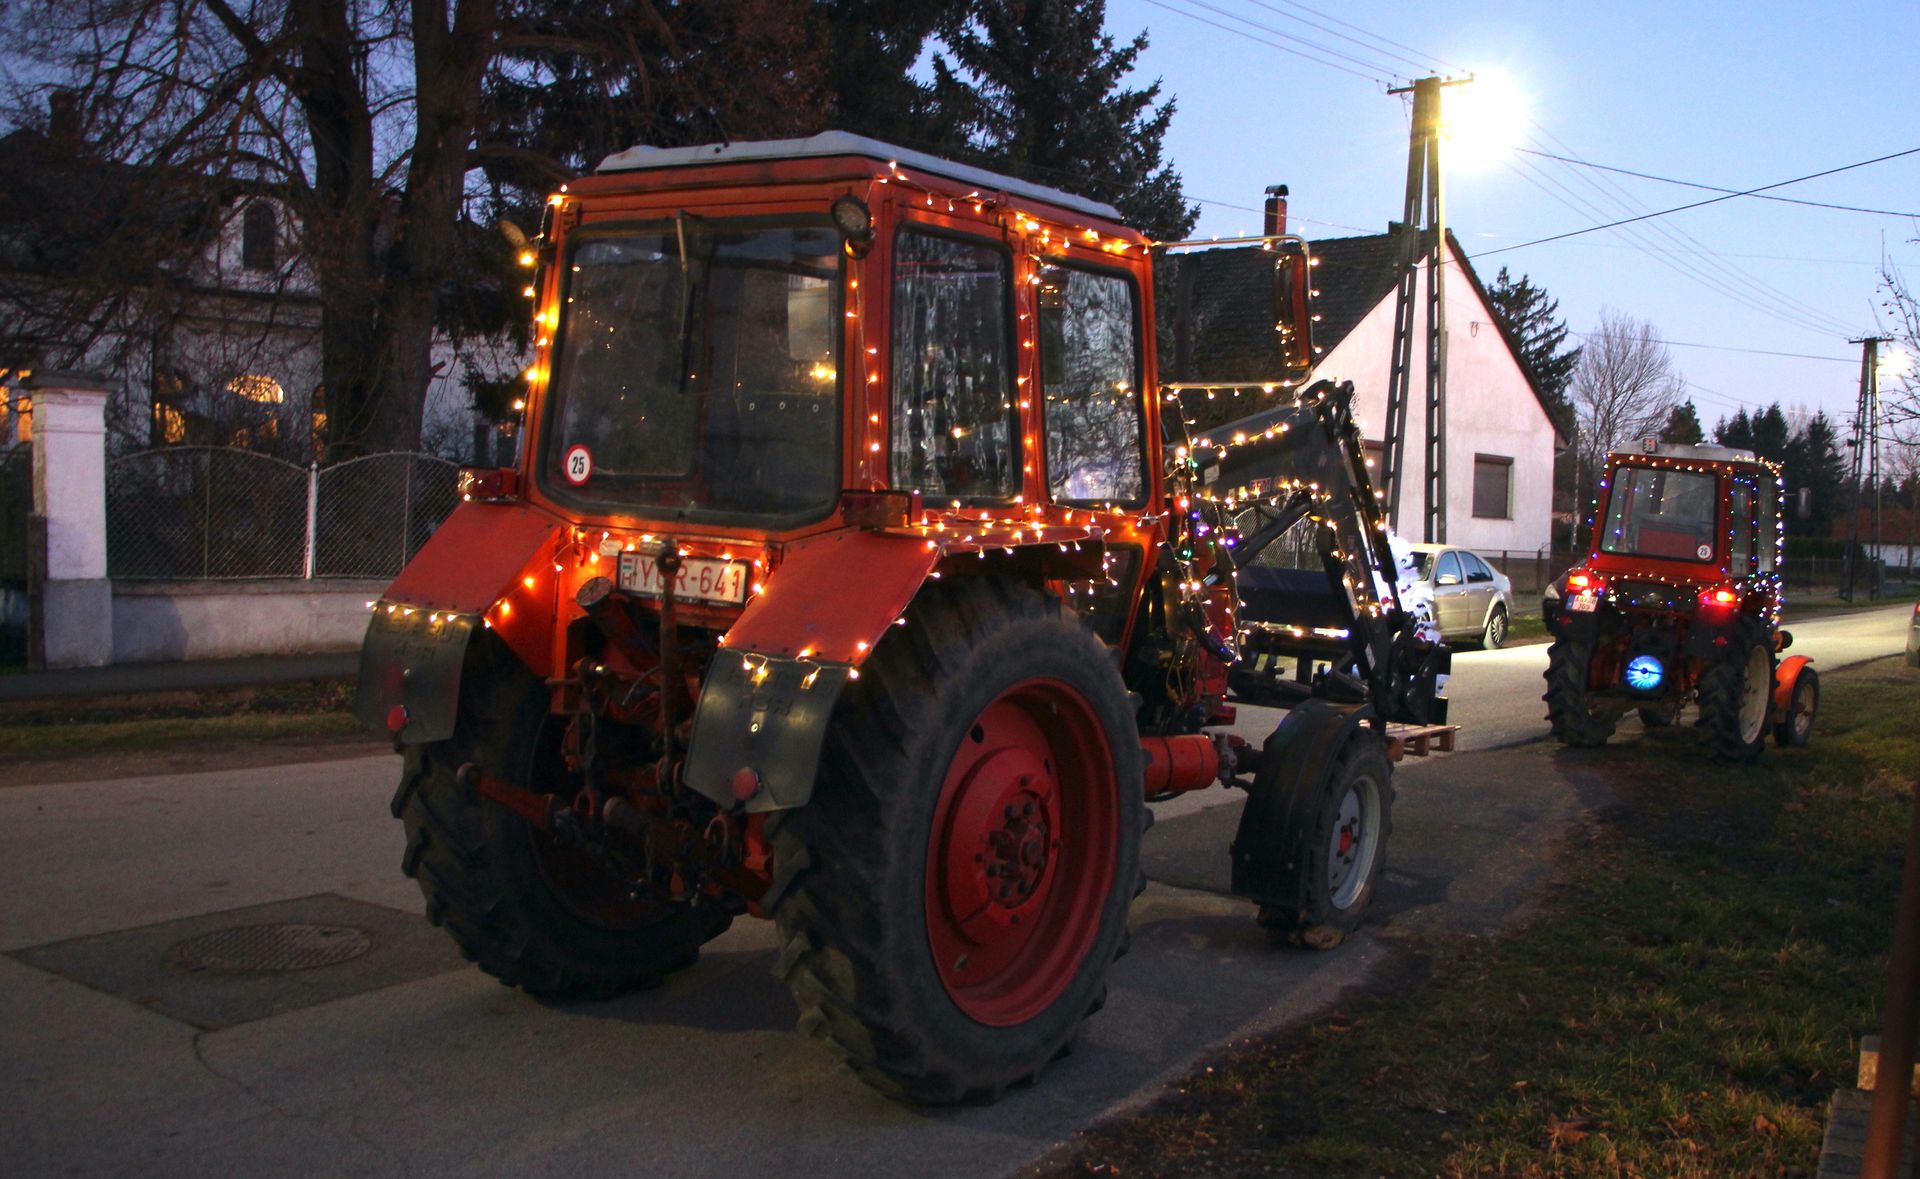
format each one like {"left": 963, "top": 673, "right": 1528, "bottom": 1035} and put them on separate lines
{"left": 391, "top": 648, "right": 729, "bottom": 999}
{"left": 770, "top": 580, "right": 1143, "bottom": 1104}
{"left": 1698, "top": 635, "right": 1776, "bottom": 763}
{"left": 1257, "top": 735, "right": 1394, "bottom": 949}
{"left": 1773, "top": 665, "right": 1818, "bottom": 748}
{"left": 1544, "top": 638, "right": 1618, "bottom": 748}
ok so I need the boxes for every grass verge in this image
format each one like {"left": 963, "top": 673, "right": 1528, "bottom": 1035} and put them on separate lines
{"left": 1043, "top": 658, "right": 1919, "bottom": 1178}
{"left": 0, "top": 679, "right": 367, "bottom": 763}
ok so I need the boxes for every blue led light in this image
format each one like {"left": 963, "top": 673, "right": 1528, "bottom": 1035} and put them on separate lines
{"left": 1624, "top": 655, "right": 1664, "bottom": 692}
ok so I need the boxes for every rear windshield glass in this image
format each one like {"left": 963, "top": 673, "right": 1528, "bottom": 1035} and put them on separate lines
{"left": 1600, "top": 466, "right": 1719, "bottom": 561}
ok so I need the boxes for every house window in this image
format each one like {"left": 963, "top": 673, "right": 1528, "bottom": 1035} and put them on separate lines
{"left": 226, "top": 374, "right": 284, "bottom": 404}
{"left": 241, "top": 201, "right": 277, "bottom": 272}
{"left": 1472, "top": 454, "right": 1512, "bottom": 519}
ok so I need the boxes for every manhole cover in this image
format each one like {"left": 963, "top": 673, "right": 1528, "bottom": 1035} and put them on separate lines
{"left": 168, "top": 923, "right": 372, "bottom": 974}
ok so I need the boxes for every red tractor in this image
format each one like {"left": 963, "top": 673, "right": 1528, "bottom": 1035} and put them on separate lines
{"left": 357, "top": 133, "right": 1448, "bottom": 1102}
{"left": 1544, "top": 441, "right": 1818, "bottom": 760}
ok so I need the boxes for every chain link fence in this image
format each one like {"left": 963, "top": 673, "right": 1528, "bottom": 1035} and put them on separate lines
{"left": 314, "top": 453, "right": 458, "bottom": 577}
{"left": 106, "top": 447, "right": 458, "bottom": 580}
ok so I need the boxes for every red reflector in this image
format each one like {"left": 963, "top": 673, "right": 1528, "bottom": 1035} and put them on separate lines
{"left": 730, "top": 767, "right": 761, "bottom": 802}
{"left": 386, "top": 704, "right": 409, "bottom": 732}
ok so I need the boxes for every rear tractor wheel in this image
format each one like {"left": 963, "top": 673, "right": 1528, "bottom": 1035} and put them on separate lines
{"left": 1698, "top": 634, "right": 1775, "bottom": 763}
{"left": 1544, "top": 639, "right": 1617, "bottom": 748}
{"left": 770, "top": 580, "right": 1143, "bottom": 1104}
{"left": 392, "top": 646, "right": 730, "bottom": 999}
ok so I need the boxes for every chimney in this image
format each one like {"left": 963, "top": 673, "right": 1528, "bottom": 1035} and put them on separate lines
{"left": 47, "top": 90, "right": 80, "bottom": 145}
{"left": 1263, "top": 184, "right": 1289, "bottom": 238}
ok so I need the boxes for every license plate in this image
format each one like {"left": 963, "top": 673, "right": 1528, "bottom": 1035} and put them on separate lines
{"left": 1568, "top": 591, "right": 1598, "bottom": 613}
{"left": 618, "top": 551, "right": 749, "bottom": 606}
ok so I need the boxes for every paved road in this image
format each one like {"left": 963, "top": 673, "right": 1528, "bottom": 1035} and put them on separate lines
{"left": 1, "top": 604, "right": 1909, "bottom": 1178}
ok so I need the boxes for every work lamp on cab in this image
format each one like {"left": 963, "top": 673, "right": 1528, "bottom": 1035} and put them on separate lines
{"left": 832, "top": 194, "right": 874, "bottom": 256}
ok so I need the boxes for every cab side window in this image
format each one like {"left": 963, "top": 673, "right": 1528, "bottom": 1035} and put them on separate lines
{"left": 890, "top": 230, "right": 1019, "bottom": 501}
{"left": 1038, "top": 260, "right": 1146, "bottom": 505}
{"left": 1729, "top": 481, "right": 1754, "bottom": 573}
{"left": 1758, "top": 480, "right": 1778, "bottom": 573}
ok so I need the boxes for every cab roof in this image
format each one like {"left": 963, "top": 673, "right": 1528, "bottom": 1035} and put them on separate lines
{"left": 595, "top": 131, "right": 1126, "bottom": 224}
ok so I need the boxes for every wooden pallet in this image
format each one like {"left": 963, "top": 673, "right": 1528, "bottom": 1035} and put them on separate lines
{"left": 1384, "top": 723, "right": 1458, "bottom": 759}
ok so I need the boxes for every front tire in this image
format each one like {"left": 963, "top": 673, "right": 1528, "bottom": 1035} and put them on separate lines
{"left": 1773, "top": 665, "right": 1818, "bottom": 748}
{"left": 770, "top": 580, "right": 1143, "bottom": 1103}
{"left": 1544, "top": 638, "right": 1617, "bottom": 747}
{"left": 392, "top": 645, "right": 730, "bottom": 998}
{"left": 1257, "top": 734, "right": 1394, "bottom": 949}
{"left": 1698, "top": 634, "right": 1775, "bottom": 763}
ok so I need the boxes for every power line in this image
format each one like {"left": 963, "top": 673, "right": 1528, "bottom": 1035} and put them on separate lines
{"left": 1502, "top": 153, "right": 1856, "bottom": 340}
{"left": 1514, "top": 146, "right": 1920, "bottom": 218}
{"left": 1173, "top": 0, "right": 1409, "bottom": 80}
{"left": 1518, "top": 127, "right": 1864, "bottom": 338}
{"left": 1138, "top": 0, "right": 1390, "bottom": 84}
{"left": 1547, "top": 326, "right": 1856, "bottom": 364}
{"left": 1239, "top": 0, "right": 1455, "bottom": 77}
{"left": 1480, "top": 145, "right": 1920, "bottom": 258}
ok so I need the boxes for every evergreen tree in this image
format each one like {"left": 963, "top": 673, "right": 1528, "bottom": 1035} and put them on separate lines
{"left": 1486, "top": 268, "right": 1582, "bottom": 417}
{"left": 812, "top": 1, "right": 976, "bottom": 149}
{"left": 1660, "top": 400, "right": 1705, "bottom": 444}
{"left": 935, "top": 0, "right": 1198, "bottom": 240}
{"left": 1715, "top": 409, "right": 1754, "bottom": 450}
{"left": 1750, "top": 402, "right": 1791, "bottom": 460}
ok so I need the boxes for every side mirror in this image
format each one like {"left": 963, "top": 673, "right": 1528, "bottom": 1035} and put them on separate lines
{"left": 1435, "top": 573, "right": 1460, "bottom": 587}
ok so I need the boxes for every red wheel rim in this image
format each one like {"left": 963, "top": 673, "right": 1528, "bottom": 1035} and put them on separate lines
{"left": 925, "top": 677, "right": 1119, "bottom": 1027}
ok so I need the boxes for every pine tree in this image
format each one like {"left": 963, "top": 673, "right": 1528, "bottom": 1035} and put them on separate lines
{"left": 935, "top": 0, "right": 1198, "bottom": 240}
{"left": 1715, "top": 410, "right": 1754, "bottom": 450}
{"left": 1486, "top": 268, "right": 1582, "bottom": 417}
{"left": 812, "top": 1, "right": 976, "bottom": 149}
{"left": 1750, "top": 403, "right": 1791, "bottom": 459}
{"left": 1660, "top": 400, "right": 1705, "bottom": 444}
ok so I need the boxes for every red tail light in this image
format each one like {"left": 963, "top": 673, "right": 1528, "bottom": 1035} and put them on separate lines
{"left": 457, "top": 466, "right": 519, "bottom": 502}
{"left": 1699, "top": 584, "right": 1741, "bottom": 608}
{"left": 1566, "top": 570, "right": 1604, "bottom": 592}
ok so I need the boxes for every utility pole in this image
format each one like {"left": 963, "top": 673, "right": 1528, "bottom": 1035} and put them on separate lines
{"left": 1844, "top": 336, "right": 1888, "bottom": 602}
{"left": 1382, "top": 76, "right": 1468, "bottom": 543}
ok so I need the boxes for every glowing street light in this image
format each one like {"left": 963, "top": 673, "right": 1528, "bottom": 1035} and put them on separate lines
{"left": 1440, "top": 73, "right": 1530, "bottom": 171}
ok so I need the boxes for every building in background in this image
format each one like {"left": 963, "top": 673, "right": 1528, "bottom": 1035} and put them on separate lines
{"left": 1163, "top": 227, "right": 1564, "bottom": 554}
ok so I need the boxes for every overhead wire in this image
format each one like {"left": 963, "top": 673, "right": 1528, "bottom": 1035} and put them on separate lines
{"left": 1137, "top": 0, "right": 1397, "bottom": 86}
{"left": 1478, "top": 145, "right": 1920, "bottom": 259}
{"left": 1515, "top": 125, "right": 1866, "bottom": 337}
{"left": 1238, "top": 0, "right": 1458, "bottom": 77}
{"left": 1513, "top": 147, "right": 1920, "bottom": 219}
{"left": 1501, "top": 151, "right": 1854, "bottom": 340}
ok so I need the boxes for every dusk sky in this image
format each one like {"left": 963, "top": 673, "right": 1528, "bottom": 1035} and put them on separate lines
{"left": 1105, "top": 0, "right": 1919, "bottom": 434}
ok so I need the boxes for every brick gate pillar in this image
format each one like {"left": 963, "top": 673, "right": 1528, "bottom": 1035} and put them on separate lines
{"left": 26, "top": 371, "right": 114, "bottom": 668}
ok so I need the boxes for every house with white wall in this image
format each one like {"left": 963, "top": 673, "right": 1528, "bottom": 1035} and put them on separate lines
{"left": 1163, "top": 228, "right": 1564, "bottom": 555}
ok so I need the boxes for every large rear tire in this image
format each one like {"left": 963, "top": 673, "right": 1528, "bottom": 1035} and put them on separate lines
{"left": 392, "top": 645, "right": 730, "bottom": 999}
{"left": 769, "top": 580, "right": 1143, "bottom": 1103}
{"left": 1257, "top": 734, "right": 1394, "bottom": 950}
{"left": 1698, "top": 634, "right": 1775, "bottom": 763}
{"left": 1544, "top": 638, "right": 1617, "bottom": 748}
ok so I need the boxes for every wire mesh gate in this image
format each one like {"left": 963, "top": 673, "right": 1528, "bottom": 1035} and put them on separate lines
{"left": 106, "top": 447, "right": 458, "bottom": 580}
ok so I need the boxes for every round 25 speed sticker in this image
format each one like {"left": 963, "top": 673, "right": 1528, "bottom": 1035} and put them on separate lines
{"left": 562, "top": 444, "right": 593, "bottom": 486}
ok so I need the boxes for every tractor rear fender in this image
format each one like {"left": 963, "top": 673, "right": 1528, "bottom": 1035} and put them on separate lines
{"left": 1230, "top": 698, "right": 1376, "bottom": 908}
{"left": 682, "top": 530, "right": 941, "bottom": 813}
{"left": 355, "top": 503, "right": 564, "bottom": 744}
{"left": 1772, "top": 653, "right": 1813, "bottom": 723}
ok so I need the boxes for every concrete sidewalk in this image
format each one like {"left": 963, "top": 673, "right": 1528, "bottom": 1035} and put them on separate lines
{"left": 0, "top": 651, "right": 360, "bottom": 702}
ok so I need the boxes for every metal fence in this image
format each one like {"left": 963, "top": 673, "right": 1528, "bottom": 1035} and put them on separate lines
{"left": 106, "top": 447, "right": 458, "bottom": 580}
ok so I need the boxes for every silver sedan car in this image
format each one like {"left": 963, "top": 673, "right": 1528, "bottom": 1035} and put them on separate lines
{"left": 1405, "top": 543, "right": 1515, "bottom": 648}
